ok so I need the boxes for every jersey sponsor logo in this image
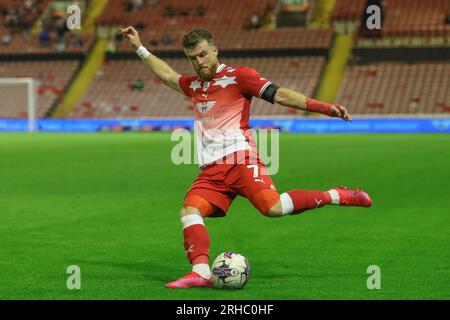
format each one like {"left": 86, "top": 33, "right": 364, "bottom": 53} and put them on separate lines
{"left": 201, "top": 116, "right": 214, "bottom": 123}
{"left": 213, "top": 75, "right": 237, "bottom": 89}
{"left": 196, "top": 101, "right": 216, "bottom": 114}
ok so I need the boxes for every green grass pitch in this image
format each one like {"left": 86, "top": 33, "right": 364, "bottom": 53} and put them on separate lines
{"left": 0, "top": 132, "right": 449, "bottom": 300}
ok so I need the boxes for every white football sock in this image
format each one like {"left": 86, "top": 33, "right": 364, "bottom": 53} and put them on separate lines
{"left": 180, "top": 214, "right": 204, "bottom": 229}
{"left": 280, "top": 193, "right": 294, "bottom": 215}
{"left": 328, "top": 189, "right": 340, "bottom": 204}
{"left": 192, "top": 263, "right": 211, "bottom": 279}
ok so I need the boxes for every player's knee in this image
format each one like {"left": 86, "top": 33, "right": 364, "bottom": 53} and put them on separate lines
{"left": 179, "top": 207, "right": 187, "bottom": 218}
{"left": 266, "top": 201, "right": 283, "bottom": 217}
{"left": 179, "top": 207, "right": 201, "bottom": 218}
{"left": 184, "top": 194, "right": 215, "bottom": 217}
{"left": 250, "top": 190, "right": 282, "bottom": 218}
{"left": 255, "top": 204, "right": 277, "bottom": 217}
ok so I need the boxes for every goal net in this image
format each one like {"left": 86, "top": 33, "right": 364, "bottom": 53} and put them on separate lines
{"left": 0, "top": 78, "right": 36, "bottom": 132}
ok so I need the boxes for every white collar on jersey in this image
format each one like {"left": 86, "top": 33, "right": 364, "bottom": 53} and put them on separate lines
{"left": 216, "top": 63, "right": 226, "bottom": 73}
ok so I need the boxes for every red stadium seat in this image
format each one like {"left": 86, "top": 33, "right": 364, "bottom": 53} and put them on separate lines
{"left": 68, "top": 56, "right": 326, "bottom": 118}
{"left": 336, "top": 61, "right": 450, "bottom": 115}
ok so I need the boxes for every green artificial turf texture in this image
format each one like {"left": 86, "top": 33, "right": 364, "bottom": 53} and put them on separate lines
{"left": 0, "top": 133, "right": 449, "bottom": 299}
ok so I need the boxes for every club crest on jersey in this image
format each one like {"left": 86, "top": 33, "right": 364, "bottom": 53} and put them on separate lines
{"left": 196, "top": 101, "right": 216, "bottom": 114}
{"left": 203, "top": 81, "right": 210, "bottom": 91}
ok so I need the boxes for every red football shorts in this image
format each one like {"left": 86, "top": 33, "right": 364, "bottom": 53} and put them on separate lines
{"left": 185, "top": 152, "right": 277, "bottom": 217}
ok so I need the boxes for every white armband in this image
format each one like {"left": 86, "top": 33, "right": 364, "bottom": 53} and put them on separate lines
{"left": 136, "top": 45, "right": 150, "bottom": 59}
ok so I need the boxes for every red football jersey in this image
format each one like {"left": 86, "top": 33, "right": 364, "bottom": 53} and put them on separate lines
{"left": 177, "top": 63, "right": 272, "bottom": 167}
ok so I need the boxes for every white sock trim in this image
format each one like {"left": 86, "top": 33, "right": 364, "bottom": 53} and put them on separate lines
{"left": 181, "top": 214, "right": 204, "bottom": 229}
{"left": 280, "top": 193, "right": 294, "bottom": 215}
{"left": 192, "top": 263, "right": 211, "bottom": 279}
{"left": 328, "top": 189, "right": 340, "bottom": 204}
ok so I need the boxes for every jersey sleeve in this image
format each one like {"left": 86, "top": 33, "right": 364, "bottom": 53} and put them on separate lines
{"left": 177, "top": 75, "right": 193, "bottom": 97}
{"left": 236, "top": 67, "right": 272, "bottom": 98}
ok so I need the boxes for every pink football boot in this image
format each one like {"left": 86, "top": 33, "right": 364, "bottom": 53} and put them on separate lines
{"left": 166, "top": 272, "right": 213, "bottom": 289}
{"left": 331, "top": 186, "right": 372, "bottom": 207}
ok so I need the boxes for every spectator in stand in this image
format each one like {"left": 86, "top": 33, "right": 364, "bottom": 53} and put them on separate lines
{"left": 179, "top": 6, "right": 190, "bottom": 17}
{"left": 278, "top": 0, "right": 310, "bottom": 27}
{"left": 262, "top": 4, "right": 275, "bottom": 28}
{"left": 148, "top": 39, "right": 159, "bottom": 47}
{"left": 246, "top": 12, "right": 261, "bottom": 29}
{"left": 56, "top": 21, "right": 68, "bottom": 42}
{"left": 39, "top": 29, "right": 50, "bottom": 47}
{"left": 134, "top": 21, "right": 145, "bottom": 30}
{"left": 56, "top": 39, "right": 66, "bottom": 53}
{"left": 1, "top": 31, "right": 12, "bottom": 45}
{"left": 106, "top": 38, "right": 117, "bottom": 54}
{"left": 115, "top": 32, "right": 123, "bottom": 47}
{"left": 196, "top": 5, "right": 205, "bottom": 17}
{"left": 163, "top": 5, "right": 175, "bottom": 17}
{"left": 126, "top": 0, "right": 143, "bottom": 12}
{"left": 161, "top": 34, "right": 173, "bottom": 46}
{"left": 24, "top": 0, "right": 34, "bottom": 11}
{"left": 5, "top": 8, "right": 19, "bottom": 30}
{"left": 19, "top": 14, "right": 33, "bottom": 39}
{"left": 281, "top": 0, "right": 309, "bottom": 12}
{"left": 129, "top": 79, "right": 144, "bottom": 90}
{"left": 445, "top": 13, "right": 450, "bottom": 24}
{"left": 134, "top": 79, "right": 144, "bottom": 90}
{"left": 69, "top": 34, "right": 84, "bottom": 51}
{"left": 147, "top": 0, "right": 159, "bottom": 7}
{"left": 130, "top": 0, "right": 144, "bottom": 12}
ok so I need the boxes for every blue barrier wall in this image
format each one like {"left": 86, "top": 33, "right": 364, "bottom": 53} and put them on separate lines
{"left": 1, "top": 118, "right": 450, "bottom": 133}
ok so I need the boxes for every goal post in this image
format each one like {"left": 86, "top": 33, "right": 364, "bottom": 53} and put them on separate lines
{"left": 0, "top": 78, "right": 36, "bottom": 132}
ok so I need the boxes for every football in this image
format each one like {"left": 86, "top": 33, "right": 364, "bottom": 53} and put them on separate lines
{"left": 211, "top": 252, "right": 250, "bottom": 289}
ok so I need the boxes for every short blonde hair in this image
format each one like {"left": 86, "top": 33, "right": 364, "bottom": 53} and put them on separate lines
{"left": 182, "top": 28, "right": 214, "bottom": 49}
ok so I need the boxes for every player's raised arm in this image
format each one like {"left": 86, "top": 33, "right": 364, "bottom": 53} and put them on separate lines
{"left": 273, "top": 87, "right": 352, "bottom": 121}
{"left": 119, "top": 26, "right": 182, "bottom": 93}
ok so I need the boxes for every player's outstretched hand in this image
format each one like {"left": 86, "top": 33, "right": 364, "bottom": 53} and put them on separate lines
{"left": 118, "top": 26, "right": 142, "bottom": 50}
{"left": 305, "top": 97, "right": 352, "bottom": 122}
{"left": 330, "top": 104, "right": 352, "bottom": 122}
